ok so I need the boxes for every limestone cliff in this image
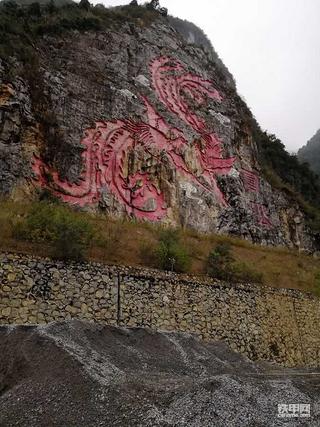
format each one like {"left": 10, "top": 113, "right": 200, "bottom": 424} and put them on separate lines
{"left": 0, "top": 5, "right": 316, "bottom": 249}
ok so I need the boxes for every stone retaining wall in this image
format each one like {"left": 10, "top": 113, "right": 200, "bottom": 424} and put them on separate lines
{"left": 1, "top": 252, "right": 320, "bottom": 367}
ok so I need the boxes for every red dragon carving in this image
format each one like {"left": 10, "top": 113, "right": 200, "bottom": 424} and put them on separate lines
{"left": 32, "top": 56, "right": 236, "bottom": 220}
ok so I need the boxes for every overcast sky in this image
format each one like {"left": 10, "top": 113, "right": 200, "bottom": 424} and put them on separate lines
{"left": 97, "top": 0, "right": 320, "bottom": 152}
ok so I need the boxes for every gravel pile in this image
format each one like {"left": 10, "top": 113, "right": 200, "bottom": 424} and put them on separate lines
{"left": 0, "top": 320, "right": 319, "bottom": 426}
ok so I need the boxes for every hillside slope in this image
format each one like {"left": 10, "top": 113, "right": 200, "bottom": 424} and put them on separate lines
{"left": 298, "top": 129, "right": 320, "bottom": 177}
{"left": 0, "top": 1, "right": 319, "bottom": 250}
{"left": 0, "top": 321, "right": 319, "bottom": 426}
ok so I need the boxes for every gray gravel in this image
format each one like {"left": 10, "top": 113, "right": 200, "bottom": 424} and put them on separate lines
{"left": 0, "top": 320, "right": 319, "bottom": 426}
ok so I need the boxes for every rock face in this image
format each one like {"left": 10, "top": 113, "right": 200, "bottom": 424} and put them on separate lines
{"left": 0, "top": 321, "right": 319, "bottom": 426}
{"left": 0, "top": 20, "right": 315, "bottom": 249}
{"left": 0, "top": 74, "right": 33, "bottom": 194}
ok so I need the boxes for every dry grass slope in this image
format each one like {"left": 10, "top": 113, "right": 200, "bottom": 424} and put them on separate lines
{"left": 0, "top": 200, "right": 319, "bottom": 293}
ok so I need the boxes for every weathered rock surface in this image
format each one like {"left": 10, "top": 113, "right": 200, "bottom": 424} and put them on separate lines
{"left": 0, "top": 20, "right": 315, "bottom": 249}
{"left": 0, "top": 320, "right": 319, "bottom": 426}
{"left": 0, "top": 66, "right": 34, "bottom": 195}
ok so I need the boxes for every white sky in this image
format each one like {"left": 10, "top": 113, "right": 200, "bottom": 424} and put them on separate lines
{"left": 97, "top": 0, "right": 320, "bottom": 151}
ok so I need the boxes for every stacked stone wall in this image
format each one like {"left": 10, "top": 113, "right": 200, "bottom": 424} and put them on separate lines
{"left": 1, "top": 252, "right": 319, "bottom": 367}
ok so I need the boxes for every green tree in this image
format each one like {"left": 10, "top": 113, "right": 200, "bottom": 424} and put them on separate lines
{"left": 146, "top": 0, "right": 159, "bottom": 11}
{"left": 159, "top": 6, "right": 167, "bottom": 16}
{"left": 1, "top": 0, "right": 19, "bottom": 15}
{"left": 207, "top": 243, "right": 233, "bottom": 280}
{"left": 27, "top": 2, "right": 41, "bottom": 17}
{"left": 79, "top": 0, "right": 90, "bottom": 11}
{"left": 46, "top": 0, "right": 56, "bottom": 14}
{"left": 155, "top": 229, "right": 190, "bottom": 273}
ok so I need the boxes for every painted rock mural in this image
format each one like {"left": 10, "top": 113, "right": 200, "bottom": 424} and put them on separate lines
{"left": 32, "top": 56, "right": 236, "bottom": 219}
{"left": 0, "top": 20, "right": 314, "bottom": 249}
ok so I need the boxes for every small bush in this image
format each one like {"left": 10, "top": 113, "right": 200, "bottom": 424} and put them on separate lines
{"left": 207, "top": 243, "right": 263, "bottom": 283}
{"left": 13, "top": 202, "right": 94, "bottom": 261}
{"left": 51, "top": 211, "right": 94, "bottom": 261}
{"left": 38, "top": 188, "right": 61, "bottom": 203}
{"left": 231, "top": 262, "right": 263, "bottom": 284}
{"left": 155, "top": 229, "right": 190, "bottom": 273}
{"left": 139, "top": 239, "right": 157, "bottom": 266}
{"left": 314, "top": 271, "right": 320, "bottom": 297}
{"left": 207, "top": 243, "right": 233, "bottom": 280}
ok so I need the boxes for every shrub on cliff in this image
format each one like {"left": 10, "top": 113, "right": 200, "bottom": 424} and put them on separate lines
{"left": 207, "top": 243, "right": 263, "bottom": 284}
{"left": 155, "top": 229, "right": 190, "bottom": 273}
{"left": 13, "top": 202, "right": 94, "bottom": 261}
